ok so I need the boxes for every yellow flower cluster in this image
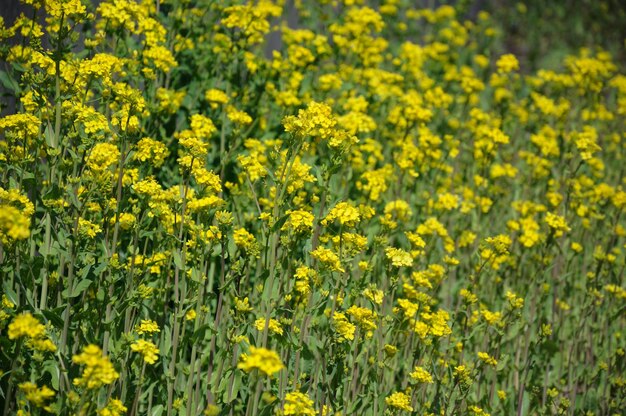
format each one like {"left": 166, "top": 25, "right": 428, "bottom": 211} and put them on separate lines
{"left": 346, "top": 305, "right": 377, "bottom": 332}
{"left": 409, "top": 366, "right": 433, "bottom": 384}
{"left": 134, "top": 137, "right": 169, "bottom": 167}
{"left": 321, "top": 202, "right": 361, "bottom": 228}
{"left": 72, "top": 344, "right": 119, "bottom": 389}
{"left": 385, "top": 247, "right": 413, "bottom": 267}
{"left": 8, "top": 312, "right": 45, "bottom": 340}
{"left": 233, "top": 227, "right": 260, "bottom": 257}
{"left": 254, "top": 317, "right": 284, "bottom": 336}
{"left": 135, "top": 319, "right": 160, "bottom": 334}
{"left": 0, "top": 187, "right": 34, "bottom": 245}
{"left": 385, "top": 391, "right": 413, "bottom": 412}
{"left": 477, "top": 352, "right": 498, "bottom": 367}
{"left": 283, "top": 209, "right": 315, "bottom": 234}
{"left": 18, "top": 382, "right": 55, "bottom": 410}
{"left": 331, "top": 311, "right": 356, "bottom": 342}
{"left": 221, "top": 1, "right": 282, "bottom": 45}
{"left": 205, "top": 89, "right": 229, "bottom": 109}
{"left": 98, "top": 398, "right": 127, "bottom": 416}
{"left": 131, "top": 339, "right": 160, "bottom": 364}
{"left": 86, "top": 142, "right": 120, "bottom": 171}
{"left": 283, "top": 101, "right": 336, "bottom": 140}
{"left": 237, "top": 346, "right": 284, "bottom": 377}
{"left": 310, "top": 247, "right": 344, "bottom": 273}
{"left": 284, "top": 391, "right": 316, "bottom": 416}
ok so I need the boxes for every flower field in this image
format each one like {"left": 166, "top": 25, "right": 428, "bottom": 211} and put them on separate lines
{"left": 0, "top": 1, "right": 625, "bottom": 415}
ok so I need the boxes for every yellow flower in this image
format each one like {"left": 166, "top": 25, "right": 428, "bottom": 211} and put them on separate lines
{"left": 187, "top": 196, "right": 225, "bottom": 213}
{"left": 310, "top": 246, "right": 344, "bottom": 273}
{"left": 185, "top": 309, "right": 197, "bottom": 321}
{"left": 0, "top": 187, "right": 34, "bottom": 244}
{"left": 384, "top": 200, "right": 412, "bottom": 221}
{"left": 98, "top": 398, "right": 128, "bottom": 416}
{"left": 8, "top": 312, "right": 45, "bottom": 340}
{"left": 460, "top": 289, "right": 478, "bottom": 304}
{"left": 570, "top": 242, "right": 583, "bottom": 253}
{"left": 2, "top": 295, "right": 15, "bottom": 309}
{"left": 283, "top": 209, "right": 315, "bottom": 234}
{"left": 321, "top": 201, "right": 361, "bottom": 228}
{"left": 453, "top": 364, "right": 473, "bottom": 386}
{"left": 86, "top": 142, "right": 120, "bottom": 171}
{"left": 190, "top": 114, "right": 217, "bottom": 138}
{"left": 205, "top": 88, "right": 229, "bottom": 109}
{"left": 496, "top": 53, "right": 519, "bottom": 73}
{"left": 221, "top": 2, "right": 281, "bottom": 44}
{"left": 73, "top": 344, "right": 119, "bottom": 389}
{"left": 346, "top": 305, "right": 377, "bottom": 331}
{"left": 385, "top": 391, "right": 413, "bottom": 412}
{"left": 409, "top": 366, "right": 433, "bottom": 383}
{"left": 237, "top": 346, "right": 284, "bottom": 377}
{"left": 131, "top": 339, "right": 160, "bottom": 364}
{"left": 358, "top": 165, "right": 393, "bottom": 201}
{"left": 134, "top": 137, "right": 169, "bottom": 167}
{"left": 233, "top": 227, "right": 260, "bottom": 257}
{"left": 484, "top": 235, "right": 511, "bottom": 255}
{"left": 156, "top": 88, "right": 185, "bottom": 114}
{"left": 0, "top": 113, "right": 41, "bottom": 140}
{"left": 363, "top": 287, "right": 383, "bottom": 305}
{"left": 469, "top": 405, "right": 490, "bottom": 416}
{"left": 384, "top": 344, "right": 398, "bottom": 357}
{"left": 541, "top": 323, "right": 553, "bottom": 337}
{"left": 477, "top": 351, "right": 498, "bottom": 367}
{"left": 177, "top": 133, "right": 209, "bottom": 157}
{"left": 284, "top": 391, "right": 316, "bottom": 415}
{"left": 396, "top": 298, "right": 419, "bottom": 320}
{"left": 332, "top": 312, "right": 356, "bottom": 342}
{"left": 254, "top": 317, "right": 284, "bottom": 336}
{"left": 283, "top": 101, "right": 336, "bottom": 140}
{"left": 27, "top": 337, "right": 57, "bottom": 352}
{"left": 226, "top": 106, "right": 253, "bottom": 125}
{"left": 544, "top": 212, "right": 570, "bottom": 237}
{"left": 481, "top": 309, "right": 503, "bottom": 327}
{"left": 18, "top": 382, "right": 55, "bottom": 408}
{"left": 204, "top": 404, "right": 220, "bottom": 416}
{"left": 234, "top": 297, "right": 253, "bottom": 314}
{"left": 78, "top": 218, "right": 102, "bottom": 239}
{"left": 143, "top": 45, "right": 177, "bottom": 72}
{"left": 385, "top": 247, "right": 413, "bottom": 267}
{"left": 574, "top": 126, "right": 601, "bottom": 160}
{"left": 505, "top": 291, "right": 524, "bottom": 309}
{"left": 434, "top": 192, "right": 460, "bottom": 211}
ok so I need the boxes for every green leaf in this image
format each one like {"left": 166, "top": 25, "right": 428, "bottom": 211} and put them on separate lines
{"left": 191, "top": 324, "right": 214, "bottom": 342}
{"left": 270, "top": 213, "right": 289, "bottom": 233}
{"left": 151, "top": 405, "right": 164, "bottom": 416}
{"left": 44, "top": 125, "right": 56, "bottom": 148}
{"left": 163, "top": 326, "right": 172, "bottom": 358}
{"left": 79, "top": 264, "right": 92, "bottom": 280}
{"left": 42, "top": 360, "right": 60, "bottom": 390}
{"left": 63, "top": 279, "right": 92, "bottom": 298}
{"left": 224, "top": 371, "right": 242, "bottom": 403}
{"left": 173, "top": 249, "right": 184, "bottom": 270}
{"left": 41, "top": 307, "right": 64, "bottom": 329}
{"left": 94, "top": 258, "right": 110, "bottom": 276}
{"left": 2, "top": 283, "right": 19, "bottom": 306}
{"left": 0, "top": 70, "right": 19, "bottom": 93}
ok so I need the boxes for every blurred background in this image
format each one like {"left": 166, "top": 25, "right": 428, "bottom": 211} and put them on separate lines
{"left": 1, "top": 0, "right": 625, "bottom": 70}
